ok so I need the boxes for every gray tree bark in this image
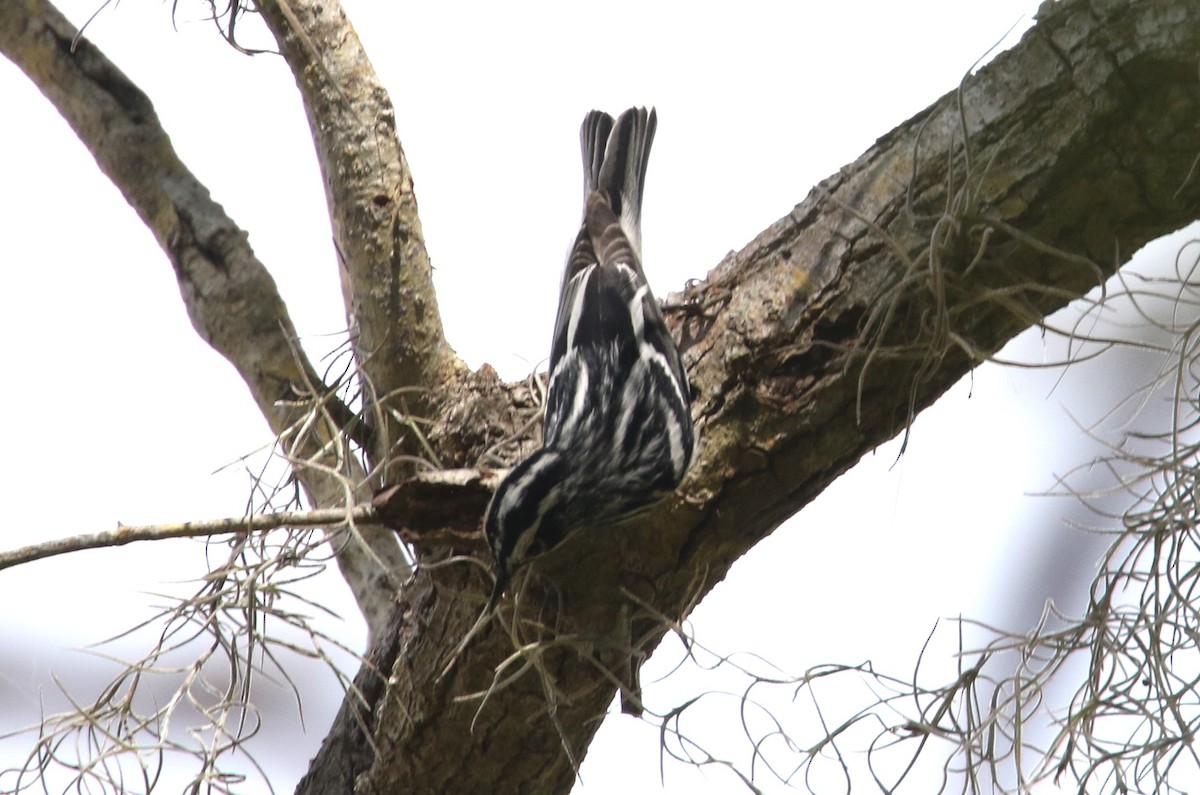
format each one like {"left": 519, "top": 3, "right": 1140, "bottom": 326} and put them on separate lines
{"left": 3, "top": 0, "right": 1198, "bottom": 792}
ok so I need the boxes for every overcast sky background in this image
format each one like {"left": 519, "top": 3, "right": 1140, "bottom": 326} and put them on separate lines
{"left": 3, "top": 1, "right": 1194, "bottom": 792}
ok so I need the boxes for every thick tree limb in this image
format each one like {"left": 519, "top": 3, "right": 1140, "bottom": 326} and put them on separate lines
{"left": 0, "top": 0, "right": 407, "bottom": 639}
{"left": 297, "top": 0, "right": 1200, "bottom": 792}
{"left": 254, "top": 0, "right": 461, "bottom": 480}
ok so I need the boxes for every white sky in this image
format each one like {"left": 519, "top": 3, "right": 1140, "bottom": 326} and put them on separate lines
{"left": 4, "top": 1, "right": 1188, "bottom": 792}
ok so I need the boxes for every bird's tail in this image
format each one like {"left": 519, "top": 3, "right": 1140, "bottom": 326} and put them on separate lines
{"left": 580, "top": 107, "right": 657, "bottom": 261}
{"left": 580, "top": 111, "right": 613, "bottom": 202}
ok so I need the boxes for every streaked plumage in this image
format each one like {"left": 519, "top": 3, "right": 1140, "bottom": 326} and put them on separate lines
{"left": 484, "top": 107, "right": 694, "bottom": 606}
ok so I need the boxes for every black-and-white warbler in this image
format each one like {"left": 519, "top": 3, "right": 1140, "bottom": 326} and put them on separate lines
{"left": 484, "top": 107, "right": 695, "bottom": 605}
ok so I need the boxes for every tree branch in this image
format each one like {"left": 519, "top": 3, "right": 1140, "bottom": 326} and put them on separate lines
{"left": 254, "top": 0, "right": 460, "bottom": 480}
{"left": 0, "top": 0, "right": 407, "bottom": 639}
{"left": 300, "top": 0, "right": 1200, "bottom": 792}
{"left": 0, "top": 468, "right": 496, "bottom": 571}
{"left": 0, "top": 507, "right": 374, "bottom": 571}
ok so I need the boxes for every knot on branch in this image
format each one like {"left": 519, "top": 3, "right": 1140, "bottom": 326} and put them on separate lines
{"left": 373, "top": 468, "right": 500, "bottom": 552}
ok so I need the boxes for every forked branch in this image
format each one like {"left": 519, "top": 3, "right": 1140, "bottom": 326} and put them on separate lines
{"left": 0, "top": 0, "right": 407, "bottom": 635}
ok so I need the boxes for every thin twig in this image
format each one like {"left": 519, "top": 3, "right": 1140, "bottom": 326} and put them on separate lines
{"left": 0, "top": 506, "right": 376, "bottom": 572}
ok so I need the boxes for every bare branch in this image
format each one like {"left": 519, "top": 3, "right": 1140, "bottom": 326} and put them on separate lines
{"left": 254, "top": 0, "right": 460, "bottom": 480}
{"left": 0, "top": 467, "right": 492, "bottom": 573}
{"left": 0, "top": 0, "right": 407, "bottom": 637}
{"left": 0, "top": 507, "right": 373, "bottom": 572}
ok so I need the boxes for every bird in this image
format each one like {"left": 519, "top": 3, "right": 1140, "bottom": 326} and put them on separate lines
{"left": 483, "top": 107, "right": 695, "bottom": 609}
